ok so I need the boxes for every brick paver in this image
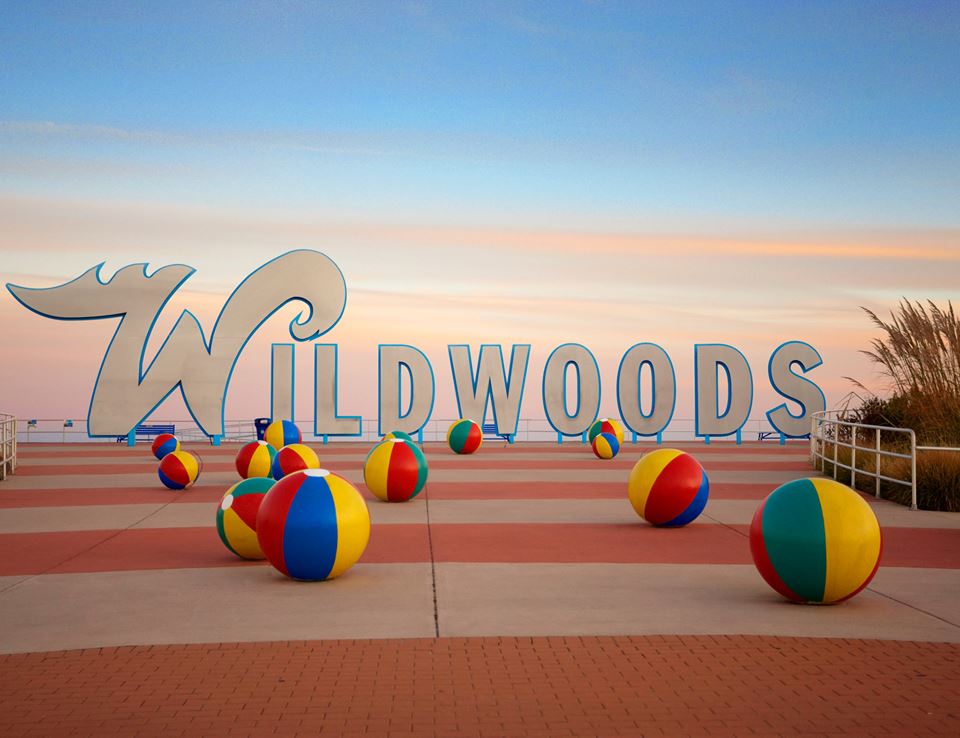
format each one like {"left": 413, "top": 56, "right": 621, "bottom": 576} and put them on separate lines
{"left": 1, "top": 635, "right": 957, "bottom": 737}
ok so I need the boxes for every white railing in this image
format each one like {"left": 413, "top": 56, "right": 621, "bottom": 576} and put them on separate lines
{"left": 1, "top": 413, "right": 16, "bottom": 481}
{"left": 810, "top": 410, "right": 917, "bottom": 510}
{"left": 15, "top": 416, "right": 796, "bottom": 445}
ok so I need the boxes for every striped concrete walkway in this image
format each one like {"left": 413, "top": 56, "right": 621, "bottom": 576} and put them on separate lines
{"left": 1, "top": 441, "right": 958, "bottom": 653}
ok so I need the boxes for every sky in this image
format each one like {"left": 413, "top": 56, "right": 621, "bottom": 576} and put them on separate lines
{"left": 1, "top": 1, "right": 958, "bottom": 429}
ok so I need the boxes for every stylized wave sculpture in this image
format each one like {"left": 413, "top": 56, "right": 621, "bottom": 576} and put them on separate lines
{"left": 6, "top": 250, "right": 347, "bottom": 438}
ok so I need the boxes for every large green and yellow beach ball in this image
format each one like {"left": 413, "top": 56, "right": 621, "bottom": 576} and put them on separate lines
{"left": 750, "top": 478, "right": 882, "bottom": 604}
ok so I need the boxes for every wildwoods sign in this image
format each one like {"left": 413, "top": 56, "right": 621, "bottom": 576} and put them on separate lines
{"left": 6, "top": 250, "right": 825, "bottom": 442}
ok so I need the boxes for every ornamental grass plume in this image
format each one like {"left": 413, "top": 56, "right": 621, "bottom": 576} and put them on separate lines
{"left": 847, "top": 300, "right": 960, "bottom": 446}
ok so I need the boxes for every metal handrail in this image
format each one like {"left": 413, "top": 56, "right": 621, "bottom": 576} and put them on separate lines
{"left": 810, "top": 410, "right": 917, "bottom": 510}
{"left": 14, "top": 415, "right": 798, "bottom": 445}
{"left": 0, "top": 412, "right": 17, "bottom": 481}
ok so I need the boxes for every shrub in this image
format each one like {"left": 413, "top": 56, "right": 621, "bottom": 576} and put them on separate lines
{"left": 818, "top": 442, "right": 960, "bottom": 512}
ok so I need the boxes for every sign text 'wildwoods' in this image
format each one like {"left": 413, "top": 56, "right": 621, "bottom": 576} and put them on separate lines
{"left": 6, "top": 250, "right": 825, "bottom": 441}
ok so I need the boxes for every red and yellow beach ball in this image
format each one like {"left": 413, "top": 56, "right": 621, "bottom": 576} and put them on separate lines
{"left": 364, "top": 438, "right": 429, "bottom": 502}
{"left": 750, "top": 478, "right": 882, "bottom": 604}
{"left": 151, "top": 433, "right": 180, "bottom": 460}
{"left": 592, "top": 432, "right": 620, "bottom": 459}
{"left": 628, "top": 449, "right": 709, "bottom": 526}
{"left": 588, "top": 418, "right": 625, "bottom": 446}
{"left": 271, "top": 443, "right": 320, "bottom": 480}
{"left": 264, "top": 419, "right": 301, "bottom": 450}
{"left": 256, "top": 469, "right": 371, "bottom": 581}
{"left": 235, "top": 440, "right": 277, "bottom": 479}
{"left": 447, "top": 419, "right": 482, "bottom": 455}
{"left": 158, "top": 450, "right": 200, "bottom": 490}
{"left": 216, "top": 477, "right": 273, "bottom": 560}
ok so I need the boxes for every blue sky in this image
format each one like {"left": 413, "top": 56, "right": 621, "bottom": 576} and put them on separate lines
{"left": 2, "top": 1, "right": 958, "bottom": 226}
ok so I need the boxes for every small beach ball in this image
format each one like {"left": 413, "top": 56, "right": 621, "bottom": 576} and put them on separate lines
{"left": 588, "top": 418, "right": 625, "bottom": 446}
{"left": 256, "top": 469, "right": 371, "bottom": 581}
{"left": 383, "top": 430, "right": 413, "bottom": 442}
{"left": 216, "top": 477, "right": 273, "bottom": 560}
{"left": 158, "top": 450, "right": 200, "bottom": 490}
{"left": 628, "top": 449, "right": 708, "bottom": 526}
{"left": 151, "top": 433, "right": 180, "bottom": 460}
{"left": 592, "top": 432, "right": 620, "bottom": 460}
{"left": 750, "top": 478, "right": 882, "bottom": 604}
{"left": 271, "top": 443, "right": 320, "bottom": 480}
{"left": 235, "top": 440, "right": 277, "bottom": 479}
{"left": 264, "top": 419, "right": 301, "bottom": 450}
{"left": 364, "top": 438, "right": 428, "bottom": 502}
{"left": 447, "top": 419, "right": 482, "bottom": 455}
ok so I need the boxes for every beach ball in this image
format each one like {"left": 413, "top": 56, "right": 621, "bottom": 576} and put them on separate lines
{"left": 447, "top": 419, "right": 482, "bottom": 455}
{"left": 383, "top": 430, "right": 413, "bottom": 442}
{"left": 271, "top": 443, "right": 320, "bottom": 480}
{"left": 158, "top": 450, "right": 200, "bottom": 490}
{"left": 592, "top": 432, "right": 620, "bottom": 460}
{"left": 364, "top": 438, "right": 428, "bottom": 502}
{"left": 151, "top": 433, "right": 180, "bottom": 460}
{"left": 628, "top": 449, "right": 708, "bottom": 527}
{"left": 750, "top": 478, "right": 882, "bottom": 604}
{"left": 256, "top": 469, "right": 371, "bottom": 581}
{"left": 588, "top": 418, "right": 625, "bottom": 446}
{"left": 235, "top": 440, "right": 277, "bottom": 479}
{"left": 216, "top": 477, "right": 273, "bottom": 560}
{"left": 264, "top": 419, "right": 301, "bottom": 450}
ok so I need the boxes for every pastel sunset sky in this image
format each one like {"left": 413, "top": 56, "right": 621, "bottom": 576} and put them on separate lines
{"left": 2, "top": 1, "right": 958, "bottom": 428}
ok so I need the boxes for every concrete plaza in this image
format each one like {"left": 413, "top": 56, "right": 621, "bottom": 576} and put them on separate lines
{"left": 0, "top": 441, "right": 957, "bottom": 736}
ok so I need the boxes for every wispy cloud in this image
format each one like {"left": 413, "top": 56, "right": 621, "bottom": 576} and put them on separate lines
{"left": 0, "top": 120, "right": 399, "bottom": 158}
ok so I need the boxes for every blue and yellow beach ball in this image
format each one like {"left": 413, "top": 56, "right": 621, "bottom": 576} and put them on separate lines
{"left": 158, "top": 450, "right": 200, "bottom": 490}
{"left": 592, "top": 432, "right": 620, "bottom": 460}
{"left": 447, "top": 419, "right": 482, "bottom": 455}
{"left": 264, "top": 419, "right": 301, "bottom": 450}
{"left": 235, "top": 440, "right": 277, "bottom": 479}
{"left": 364, "top": 439, "right": 428, "bottom": 502}
{"left": 256, "top": 469, "right": 371, "bottom": 581}
{"left": 151, "top": 433, "right": 180, "bottom": 460}
{"left": 628, "top": 449, "right": 709, "bottom": 526}
{"left": 750, "top": 478, "right": 882, "bottom": 604}
{"left": 383, "top": 430, "right": 413, "bottom": 442}
{"left": 271, "top": 443, "right": 320, "bottom": 480}
{"left": 216, "top": 477, "right": 273, "bottom": 560}
{"left": 588, "top": 418, "right": 625, "bottom": 446}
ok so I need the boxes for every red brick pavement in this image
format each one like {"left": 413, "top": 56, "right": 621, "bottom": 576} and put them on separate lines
{"left": 0, "top": 636, "right": 956, "bottom": 737}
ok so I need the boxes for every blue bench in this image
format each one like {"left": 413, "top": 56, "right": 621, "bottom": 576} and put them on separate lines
{"left": 481, "top": 422, "right": 514, "bottom": 444}
{"left": 117, "top": 424, "right": 176, "bottom": 444}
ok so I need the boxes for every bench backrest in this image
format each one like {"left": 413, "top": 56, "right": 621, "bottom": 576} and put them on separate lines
{"left": 136, "top": 424, "right": 175, "bottom": 436}
{"left": 482, "top": 423, "right": 510, "bottom": 438}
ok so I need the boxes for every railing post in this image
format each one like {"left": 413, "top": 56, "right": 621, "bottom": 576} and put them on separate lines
{"left": 832, "top": 421, "right": 838, "bottom": 479}
{"left": 875, "top": 428, "right": 881, "bottom": 498}
{"left": 851, "top": 425, "right": 857, "bottom": 490}
{"left": 810, "top": 416, "right": 817, "bottom": 468}
{"left": 910, "top": 430, "right": 917, "bottom": 511}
